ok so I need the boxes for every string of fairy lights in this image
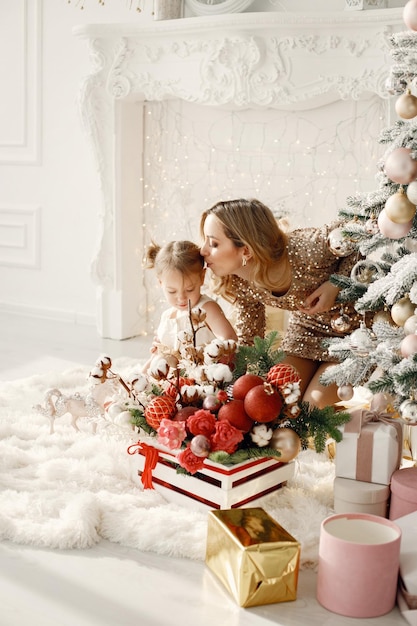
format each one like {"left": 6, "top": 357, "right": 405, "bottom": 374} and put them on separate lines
{"left": 141, "top": 96, "right": 389, "bottom": 330}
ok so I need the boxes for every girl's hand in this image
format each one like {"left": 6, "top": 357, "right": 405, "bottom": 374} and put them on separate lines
{"left": 298, "top": 281, "right": 340, "bottom": 315}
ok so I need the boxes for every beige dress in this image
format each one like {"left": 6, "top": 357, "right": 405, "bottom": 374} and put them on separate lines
{"left": 230, "top": 223, "right": 360, "bottom": 361}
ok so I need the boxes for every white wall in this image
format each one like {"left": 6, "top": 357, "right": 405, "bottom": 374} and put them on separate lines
{"left": 0, "top": 0, "right": 153, "bottom": 327}
{"left": 0, "top": 0, "right": 406, "bottom": 334}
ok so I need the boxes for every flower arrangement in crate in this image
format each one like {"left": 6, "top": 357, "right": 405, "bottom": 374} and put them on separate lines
{"left": 90, "top": 307, "right": 350, "bottom": 475}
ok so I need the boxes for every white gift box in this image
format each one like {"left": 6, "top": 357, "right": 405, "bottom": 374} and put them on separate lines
{"left": 336, "top": 410, "right": 403, "bottom": 485}
{"left": 128, "top": 439, "right": 295, "bottom": 512}
{"left": 396, "top": 511, "right": 417, "bottom": 626}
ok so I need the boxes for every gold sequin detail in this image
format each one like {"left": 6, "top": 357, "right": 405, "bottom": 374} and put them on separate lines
{"left": 230, "top": 222, "right": 361, "bottom": 362}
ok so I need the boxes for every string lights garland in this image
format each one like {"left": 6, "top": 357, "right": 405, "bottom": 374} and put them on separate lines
{"left": 142, "top": 97, "right": 388, "bottom": 330}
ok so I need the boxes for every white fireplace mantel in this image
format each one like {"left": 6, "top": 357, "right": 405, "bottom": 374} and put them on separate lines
{"left": 74, "top": 8, "right": 403, "bottom": 340}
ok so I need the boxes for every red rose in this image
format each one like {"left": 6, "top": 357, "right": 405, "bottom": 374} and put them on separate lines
{"left": 210, "top": 420, "right": 244, "bottom": 454}
{"left": 177, "top": 446, "right": 206, "bottom": 474}
{"left": 187, "top": 409, "right": 216, "bottom": 437}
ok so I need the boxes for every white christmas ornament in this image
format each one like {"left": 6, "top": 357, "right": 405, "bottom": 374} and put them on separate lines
{"left": 404, "top": 313, "right": 417, "bottom": 335}
{"left": 391, "top": 295, "right": 415, "bottom": 327}
{"left": 337, "top": 384, "right": 354, "bottom": 401}
{"left": 400, "top": 333, "right": 417, "bottom": 357}
{"left": 404, "top": 0, "right": 417, "bottom": 31}
{"left": 407, "top": 180, "right": 417, "bottom": 205}
{"left": 349, "top": 321, "right": 376, "bottom": 356}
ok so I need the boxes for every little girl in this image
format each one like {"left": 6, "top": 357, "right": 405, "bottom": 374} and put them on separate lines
{"left": 145, "top": 240, "right": 237, "bottom": 358}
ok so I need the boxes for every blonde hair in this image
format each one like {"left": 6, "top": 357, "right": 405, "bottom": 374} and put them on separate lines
{"left": 145, "top": 240, "right": 204, "bottom": 279}
{"left": 200, "top": 198, "right": 290, "bottom": 301}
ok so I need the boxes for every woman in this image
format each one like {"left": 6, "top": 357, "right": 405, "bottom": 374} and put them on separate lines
{"left": 200, "top": 198, "right": 360, "bottom": 408}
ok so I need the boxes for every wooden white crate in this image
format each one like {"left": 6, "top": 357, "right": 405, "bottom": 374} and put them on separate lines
{"left": 129, "top": 442, "right": 295, "bottom": 511}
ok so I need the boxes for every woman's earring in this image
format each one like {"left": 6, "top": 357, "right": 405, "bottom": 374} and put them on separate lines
{"left": 242, "top": 256, "right": 247, "bottom": 267}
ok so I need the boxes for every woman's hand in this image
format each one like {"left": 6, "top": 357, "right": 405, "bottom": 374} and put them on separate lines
{"left": 298, "top": 281, "right": 340, "bottom": 315}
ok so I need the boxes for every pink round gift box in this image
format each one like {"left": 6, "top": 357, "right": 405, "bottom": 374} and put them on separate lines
{"left": 317, "top": 512, "right": 401, "bottom": 618}
{"left": 389, "top": 467, "right": 417, "bottom": 520}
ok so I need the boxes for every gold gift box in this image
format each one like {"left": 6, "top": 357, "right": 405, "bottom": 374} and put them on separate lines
{"left": 205, "top": 507, "right": 300, "bottom": 608}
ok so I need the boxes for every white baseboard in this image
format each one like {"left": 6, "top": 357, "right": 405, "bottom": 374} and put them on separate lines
{"left": 0, "top": 301, "right": 96, "bottom": 327}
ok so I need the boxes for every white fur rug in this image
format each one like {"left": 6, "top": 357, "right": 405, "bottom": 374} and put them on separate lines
{"left": 0, "top": 358, "right": 335, "bottom": 568}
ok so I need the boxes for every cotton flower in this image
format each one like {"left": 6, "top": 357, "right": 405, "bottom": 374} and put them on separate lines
{"left": 250, "top": 424, "right": 273, "bottom": 447}
{"left": 148, "top": 356, "right": 170, "bottom": 379}
{"left": 205, "top": 363, "right": 233, "bottom": 385}
{"left": 281, "top": 381, "right": 301, "bottom": 404}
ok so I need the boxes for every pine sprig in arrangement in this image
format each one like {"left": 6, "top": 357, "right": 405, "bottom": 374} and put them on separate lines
{"left": 290, "top": 402, "right": 351, "bottom": 453}
{"left": 232, "top": 331, "right": 285, "bottom": 378}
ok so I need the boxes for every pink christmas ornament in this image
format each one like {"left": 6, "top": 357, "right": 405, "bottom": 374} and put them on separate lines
{"left": 404, "top": 0, "right": 417, "bottom": 31}
{"left": 384, "top": 147, "right": 417, "bottom": 185}
{"left": 377, "top": 209, "right": 413, "bottom": 239}
{"left": 400, "top": 333, "right": 417, "bottom": 357}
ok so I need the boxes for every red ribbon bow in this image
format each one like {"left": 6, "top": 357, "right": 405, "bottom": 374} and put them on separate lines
{"left": 127, "top": 441, "right": 159, "bottom": 490}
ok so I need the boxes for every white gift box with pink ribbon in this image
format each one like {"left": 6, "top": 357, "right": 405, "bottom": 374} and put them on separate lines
{"left": 335, "top": 406, "right": 403, "bottom": 486}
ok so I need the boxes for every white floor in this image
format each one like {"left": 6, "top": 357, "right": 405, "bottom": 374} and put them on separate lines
{"left": 0, "top": 313, "right": 406, "bottom": 626}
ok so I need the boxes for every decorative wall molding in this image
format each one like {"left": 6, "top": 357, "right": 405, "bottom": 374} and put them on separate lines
{"left": 0, "top": 204, "right": 41, "bottom": 269}
{"left": 74, "top": 9, "right": 404, "bottom": 339}
{"left": 0, "top": 0, "right": 42, "bottom": 165}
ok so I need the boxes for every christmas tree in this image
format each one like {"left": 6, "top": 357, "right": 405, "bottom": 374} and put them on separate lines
{"left": 321, "top": 0, "right": 417, "bottom": 423}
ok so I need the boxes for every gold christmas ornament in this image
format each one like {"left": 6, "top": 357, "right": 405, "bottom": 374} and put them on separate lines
{"left": 373, "top": 309, "right": 394, "bottom": 326}
{"left": 391, "top": 295, "right": 415, "bottom": 327}
{"left": 385, "top": 188, "right": 417, "bottom": 224}
{"left": 269, "top": 427, "right": 301, "bottom": 463}
{"left": 395, "top": 90, "right": 417, "bottom": 120}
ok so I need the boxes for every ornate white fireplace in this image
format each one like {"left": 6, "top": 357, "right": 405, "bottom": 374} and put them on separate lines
{"left": 75, "top": 8, "right": 403, "bottom": 340}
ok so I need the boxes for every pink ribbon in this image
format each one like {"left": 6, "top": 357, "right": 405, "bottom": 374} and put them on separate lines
{"left": 344, "top": 408, "right": 403, "bottom": 483}
{"left": 127, "top": 441, "right": 159, "bottom": 490}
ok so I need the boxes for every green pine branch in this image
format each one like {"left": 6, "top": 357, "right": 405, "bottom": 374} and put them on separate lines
{"left": 233, "top": 331, "right": 285, "bottom": 379}
{"left": 290, "top": 402, "right": 351, "bottom": 453}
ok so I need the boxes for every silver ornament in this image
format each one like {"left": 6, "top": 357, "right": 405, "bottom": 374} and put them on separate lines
{"left": 350, "top": 260, "right": 384, "bottom": 285}
{"left": 384, "top": 75, "right": 408, "bottom": 96}
{"left": 364, "top": 216, "right": 379, "bottom": 235}
{"left": 331, "top": 309, "right": 352, "bottom": 333}
{"left": 327, "top": 227, "right": 356, "bottom": 257}
{"left": 349, "top": 322, "right": 376, "bottom": 357}
{"left": 400, "top": 398, "right": 417, "bottom": 423}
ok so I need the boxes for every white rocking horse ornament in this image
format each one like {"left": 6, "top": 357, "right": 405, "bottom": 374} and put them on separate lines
{"left": 33, "top": 388, "right": 104, "bottom": 434}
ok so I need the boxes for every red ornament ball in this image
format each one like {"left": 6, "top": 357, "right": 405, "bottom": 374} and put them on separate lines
{"left": 244, "top": 383, "right": 283, "bottom": 423}
{"left": 266, "top": 363, "right": 301, "bottom": 389}
{"left": 232, "top": 373, "right": 264, "bottom": 401}
{"left": 218, "top": 399, "right": 254, "bottom": 432}
{"left": 145, "top": 395, "right": 177, "bottom": 430}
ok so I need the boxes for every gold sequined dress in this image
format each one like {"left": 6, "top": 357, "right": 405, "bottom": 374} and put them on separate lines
{"left": 230, "top": 223, "right": 361, "bottom": 361}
